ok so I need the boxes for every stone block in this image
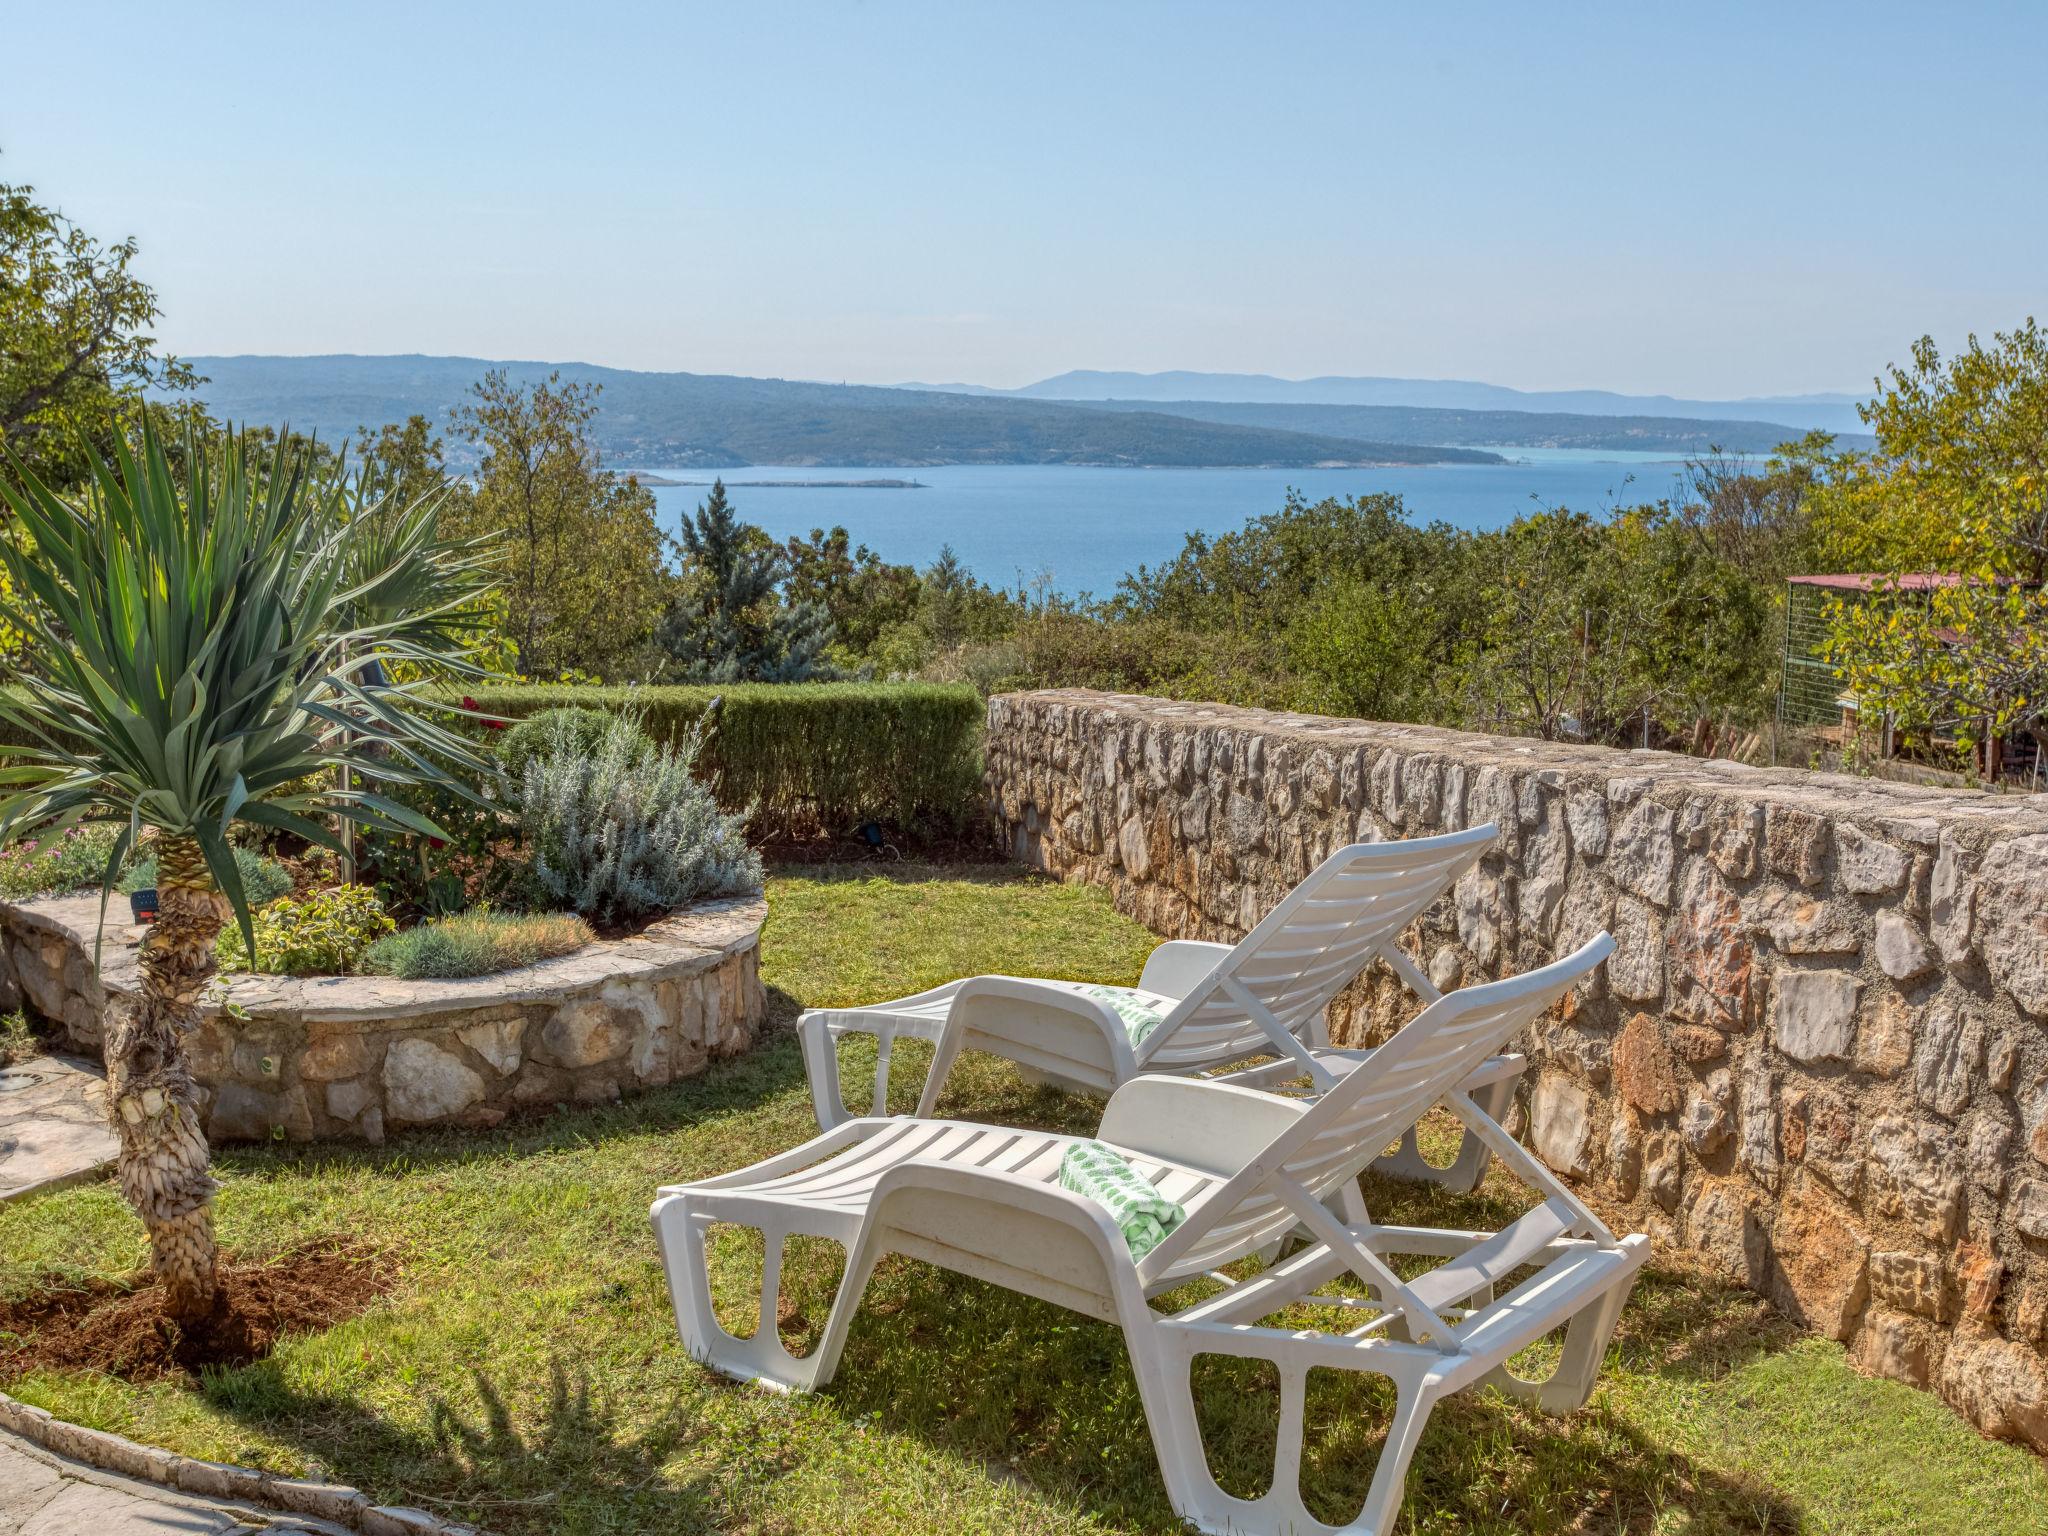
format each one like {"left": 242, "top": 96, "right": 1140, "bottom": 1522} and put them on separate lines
{"left": 1855, "top": 991, "right": 1914, "bottom": 1077}
{"left": 1613, "top": 1012, "right": 1679, "bottom": 1115}
{"left": 1870, "top": 1250, "right": 1949, "bottom": 1322}
{"left": 325, "top": 1076, "right": 376, "bottom": 1123}
{"left": 1681, "top": 1069, "right": 1734, "bottom": 1156}
{"left": 300, "top": 1030, "right": 372, "bottom": 1082}
{"left": 1667, "top": 861, "right": 1754, "bottom": 1028}
{"left": 1685, "top": 1178, "right": 1766, "bottom": 1288}
{"left": 1855, "top": 1308, "right": 1933, "bottom": 1387}
{"left": 1609, "top": 798, "right": 1678, "bottom": 905}
{"left": 1866, "top": 1115, "right": 1965, "bottom": 1241}
{"left": 1773, "top": 970, "right": 1861, "bottom": 1063}
{"left": 1770, "top": 1186, "right": 1868, "bottom": 1340}
{"left": 1974, "top": 835, "right": 2048, "bottom": 1015}
{"left": 1530, "top": 1073, "right": 1592, "bottom": 1177}
{"left": 1938, "top": 1330, "right": 2048, "bottom": 1454}
{"left": 458, "top": 1017, "right": 525, "bottom": 1076}
{"left": 1708, "top": 803, "right": 1764, "bottom": 879}
{"left": 383, "top": 1037, "right": 487, "bottom": 1124}
{"left": 1609, "top": 896, "right": 1665, "bottom": 1003}
{"left": 1764, "top": 805, "right": 1829, "bottom": 887}
{"left": 1874, "top": 910, "right": 1938, "bottom": 983}
{"left": 538, "top": 998, "right": 634, "bottom": 1068}
{"left": 1911, "top": 1001, "right": 1983, "bottom": 1119}
{"left": 1837, "top": 823, "right": 1911, "bottom": 895}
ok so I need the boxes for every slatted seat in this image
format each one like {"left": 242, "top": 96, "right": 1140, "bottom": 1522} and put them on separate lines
{"left": 654, "top": 934, "right": 1648, "bottom": 1535}
{"left": 798, "top": 825, "right": 1520, "bottom": 1193}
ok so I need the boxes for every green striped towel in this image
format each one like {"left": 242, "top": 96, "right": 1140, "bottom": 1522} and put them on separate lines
{"left": 1059, "top": 1140, "right": 1186, "bottom": 1260}
{"left": 1076, "top": 984, "right": 1175, "bottom": 1046}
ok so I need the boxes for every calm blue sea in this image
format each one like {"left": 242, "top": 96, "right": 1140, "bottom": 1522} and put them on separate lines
{"left": 642, "top": 452, "right": 1698, "bottom": 596}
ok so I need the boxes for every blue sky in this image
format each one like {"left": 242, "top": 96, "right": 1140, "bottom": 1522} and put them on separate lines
{"left": 5, "top": 1, "right": 2043, "bottom": 397}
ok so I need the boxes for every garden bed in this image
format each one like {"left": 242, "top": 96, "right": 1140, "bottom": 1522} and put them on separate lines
{"left": 0, "top": 889, "right": 766, "bottom": 1144}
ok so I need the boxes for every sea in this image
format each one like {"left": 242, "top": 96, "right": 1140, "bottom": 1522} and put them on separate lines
{"left": 640, "top": 450, "right": 1700, "bottom": 597}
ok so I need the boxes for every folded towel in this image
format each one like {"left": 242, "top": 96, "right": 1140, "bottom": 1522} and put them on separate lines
{"left": 1077, "top": 983, "right": 1175, "bottom": 1046}
{"left": 1059, "top": 1140, "right": 1186, "bottom": 1259}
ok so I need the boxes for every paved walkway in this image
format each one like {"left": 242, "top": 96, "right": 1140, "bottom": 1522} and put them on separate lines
{"left": 0, "top": 1054, "right": 118, "bottom": 1202}
{"left": 0, "top": 1429, "right": 339, "bottom": 1534}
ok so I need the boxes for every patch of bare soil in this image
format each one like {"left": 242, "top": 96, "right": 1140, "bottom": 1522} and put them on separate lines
{"left": 0, "top": 1236, "right": 395, "bottom": 1381}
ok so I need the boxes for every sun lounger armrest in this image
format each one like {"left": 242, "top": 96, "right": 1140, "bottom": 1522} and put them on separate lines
{"left": 1137, "top": 940, "right": 1235, "bottom": 1000}
{"left": 1098, "top": 1075, "right": 1308, "bottom": 1175}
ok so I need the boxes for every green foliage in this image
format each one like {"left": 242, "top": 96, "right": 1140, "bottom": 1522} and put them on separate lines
{"left": 497, "top": 707, "right": 642, "bottom": 783}
{"left": 783, "top": 525, "right": 920, "bottom": 657}
{"left": 364, "top": 908, "right": 593, "bottom": 980}
{"left": 435, "top": 682, "right": 986, "bottom": 834}
{"left": 1818, "top": 321, "right": 2048, "bottom": 757}
{"left": 120, "top": 846, "right": 291, "bottom": 905}
{"left": 659, "top": 479, "right": 832, "bottom": 682}
{"left": 0, "top": 823, "right": 120, "bottom": 899}
{"left": 0, "top": 170, "right": 202, "bottom": 491}
{"left": 216, "top": 884, "right": 394, "bottom": 976}
{"left": 520, "top": 710, "right": 762, "bottom": 924}
{"left": 0, "top": 418, "right": 491, "bottom": 953}
{"left": 446, "top": 370, "right": 670, "bottom": 680}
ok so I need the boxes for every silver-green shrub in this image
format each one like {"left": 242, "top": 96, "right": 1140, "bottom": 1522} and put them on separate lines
{"left": 521, "top": 709, "right": 761, "bottom": 923}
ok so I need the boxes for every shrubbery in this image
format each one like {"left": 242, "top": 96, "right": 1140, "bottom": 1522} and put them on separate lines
{"left": 439, "top": 681, "right": 985, "bottom": 834}
{"left": 0, "top": 825, "right": 120, "bottom": 900}
{"left": 217, "top": 885, "right": 395, "bottom": 976}
{"left": 365, "top": 909, "right": 593, "bottom": 980}
{"left": 521, "top": 710, "right": 762, "bottom": 924}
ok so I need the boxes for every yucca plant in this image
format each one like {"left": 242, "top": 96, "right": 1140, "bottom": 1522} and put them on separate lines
{"left": 0, "top": 419, "right": 493, "bottom": 1324}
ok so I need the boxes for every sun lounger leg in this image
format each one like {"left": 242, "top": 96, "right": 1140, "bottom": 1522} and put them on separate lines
{"left": 1478, "top": 1263, "right": 1640, "bottom": 1414}
{"left": 798, "top": 1014, "right": 849, "bottom": 1131}
{"left": 651, "top": 1194, "right": 866, "bottom": 1394}
{"left": 1370, "top": 1071, "right": 1517, "bottom": 1194}
{"left": 1135, "top": 1314, "right": 1446, "bottom": 1536}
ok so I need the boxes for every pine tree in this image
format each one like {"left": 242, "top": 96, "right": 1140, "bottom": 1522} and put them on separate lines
{"left": 660, "top": 479, "right": 834, "bottom": 681}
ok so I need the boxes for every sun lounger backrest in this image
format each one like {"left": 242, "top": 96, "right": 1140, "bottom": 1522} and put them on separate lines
{"left": 1143, "top": 932, "right": 1614, "bottom": 1279}
{"left": 1138, "top": 824, "right": 1498, "bottom": 1072}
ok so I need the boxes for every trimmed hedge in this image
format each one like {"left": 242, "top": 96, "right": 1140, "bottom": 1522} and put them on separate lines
{"left": 435, "top": 682, "right": 987, "bottom": 834}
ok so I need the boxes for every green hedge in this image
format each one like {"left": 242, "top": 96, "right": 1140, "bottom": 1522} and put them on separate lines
{"left": 435, "top": 682, "right": 987, "bottom": 834}
{"left": 0, "top": 680, "right": 989, "bottom": 836}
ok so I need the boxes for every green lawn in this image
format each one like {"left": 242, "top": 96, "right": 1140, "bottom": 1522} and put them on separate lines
{"left": 2, "top": 863, "right": 2043, "bottom": 1534}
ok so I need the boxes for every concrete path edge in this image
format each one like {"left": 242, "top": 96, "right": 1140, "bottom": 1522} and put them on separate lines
{"left": 0, "top": 1391, "right": 490, "bottom": 1536}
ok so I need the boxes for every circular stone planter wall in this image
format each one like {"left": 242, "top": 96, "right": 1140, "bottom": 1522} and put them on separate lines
{"left": 0, "top": 892, "right": 766, "bottom": 1144}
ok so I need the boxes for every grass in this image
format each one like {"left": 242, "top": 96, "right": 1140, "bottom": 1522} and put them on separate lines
{"left": 1, "top": 861, "right": 2043, "bottom": 1534}
{"left": 365, "top": 910, "right": 596, "bottom": 980}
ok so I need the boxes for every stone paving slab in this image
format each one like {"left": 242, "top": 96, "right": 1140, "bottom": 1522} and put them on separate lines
{"left": 0, "top": 1054, "right": 117, "bottom": 1202}
{"left": 0, "top": 1434, "right": 285, "bottom": 1535}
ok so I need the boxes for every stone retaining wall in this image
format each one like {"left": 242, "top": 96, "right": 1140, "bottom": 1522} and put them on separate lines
{"left": 0, "top": 893, "right": 766, "bottom": 1144}
{"left": 987, "top": 688, "right": 2048, "bottom": 1451}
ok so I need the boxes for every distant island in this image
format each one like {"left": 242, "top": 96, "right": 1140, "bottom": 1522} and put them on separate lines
{"left": 653, "top": 477, "right": 930, "bottom": 489}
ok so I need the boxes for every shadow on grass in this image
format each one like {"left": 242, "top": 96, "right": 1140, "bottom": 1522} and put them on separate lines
{"left": 800, "top": 1255, "right": 1807, "bottom": 1534}
{"left": 203, "top": 1355, "right": 774, "bottom": 1534}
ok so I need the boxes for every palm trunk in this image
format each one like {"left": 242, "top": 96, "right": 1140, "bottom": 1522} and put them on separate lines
{"left": 107, "top": 834, "right": 227, "bottom": 1323}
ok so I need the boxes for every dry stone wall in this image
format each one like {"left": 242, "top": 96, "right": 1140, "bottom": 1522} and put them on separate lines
{"left": 987, "top": 688, "right": 2048, "bottom": 1452}
{"left": 0, "top": 893, "right": 766, "bottom": 1144}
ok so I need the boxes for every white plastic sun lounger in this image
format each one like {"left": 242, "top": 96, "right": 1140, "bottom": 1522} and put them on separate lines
{"left": 799, "top": 823, "right": 1517, "bottom": 1190}
{"left": 655, "top": 933, "right": 1645, "bottom": 1536}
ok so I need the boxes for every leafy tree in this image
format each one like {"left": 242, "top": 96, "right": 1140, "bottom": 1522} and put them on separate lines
{"left": 0, "top": 421, "right": 487, "bottom": 1323}
{"left": 659, "top": 479, "right": 832, "bottom": 682}
{"left": 448, "top": 371, "right": 669, "bottom": 679}
{"left": 0, "top": 170, "right": 201, "bottom": 488}
{"left": 784, "top": 525, "right": 919, "bottom": 657}
{"left": 1820, "top": 321, "right": 2048, "bottom": 760}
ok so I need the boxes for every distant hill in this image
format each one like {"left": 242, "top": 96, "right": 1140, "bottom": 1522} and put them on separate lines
{"left": 904, "top": 369, "right": 1871, "bottom": 436}
{"left": 1052, "top": 398, "right": 1849, "bottom": 456}
{"left": 173, "top": 355, "right": 1505, "bottom": 470}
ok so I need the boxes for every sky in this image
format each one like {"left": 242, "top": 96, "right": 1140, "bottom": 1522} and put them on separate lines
{"left": 5, "top": 1, "right": 2044, "bottom": 399}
